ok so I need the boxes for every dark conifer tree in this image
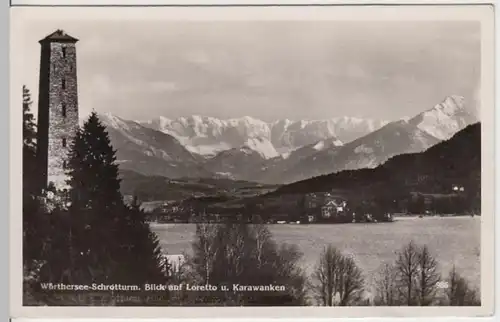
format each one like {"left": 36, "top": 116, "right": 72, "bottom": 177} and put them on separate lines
{"left": 65, "top": 112, "right": 123, "bottom": 283}
{"left": 22, "top": 85, "right": 57, "bottom": 304}
{"left": 22, "top": 86, "right": 42, "bottom": 305}
{"left": 121, "top": 196, "right": 168, "bottom": 284}
{"left": 67, "top": 112, "right": 123, "bottom": 211}
{"left": 65, "top": 112, "right": 167, "bottom": 287}
{"left": 22, "top": 85, "right": 39, "bottom": 199}
{"left": 22, "top": 85, "right": 44, "bottom": 268}
{"left": 23, "top": 86, "right": 37, "bottom": 154}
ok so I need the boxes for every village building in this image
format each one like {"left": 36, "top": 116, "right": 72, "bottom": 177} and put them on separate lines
{"left": 303, "top": 192, "right": 350, "bottom": 223}
{"left": 452, "top": 184, "right": 465, "bottom": 192}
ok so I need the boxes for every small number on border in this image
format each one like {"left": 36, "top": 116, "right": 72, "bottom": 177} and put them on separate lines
{"left": 437, "top": 281, "right": 449, "bottom": 289}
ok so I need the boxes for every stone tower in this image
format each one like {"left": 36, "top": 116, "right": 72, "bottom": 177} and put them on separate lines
{"left": 36, "top": 30, "right": 79, "bottom": 190}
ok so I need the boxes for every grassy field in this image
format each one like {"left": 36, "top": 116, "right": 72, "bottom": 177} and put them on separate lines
{"left": 151, "top": 216, "right": 481, "bottom": 295}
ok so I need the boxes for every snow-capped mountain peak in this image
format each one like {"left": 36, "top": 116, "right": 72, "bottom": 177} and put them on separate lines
{"left": 139, "top": 114, "right": 388, "bottom": 157}
{"left": 409, "top": 95, "right": 477, "bottom": 141}
{"left": 435, "top": 95, "right": 466, "bottom": 115}
{"left": 140, "top": 115, "right": 387, "bottom": 155}
{"left": 272, "top": 119, "right": 293, "bottom": 127}
{"left": 241, "top": 136, "right": 279, "bottom": 159}
{"left": 100, "top": 112, "right": 134, "bottom": 130}
{"left": 313, "top": 138, "right": 344, "bottom": 151}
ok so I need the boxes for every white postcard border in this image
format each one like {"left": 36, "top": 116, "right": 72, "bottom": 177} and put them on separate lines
{"left": 9, "top": 4, "right": 496, "bottom": 319}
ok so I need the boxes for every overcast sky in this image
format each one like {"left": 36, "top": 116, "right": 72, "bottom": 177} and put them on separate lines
{"left": 19, "top": 20, "right": 480, "bottom": 122}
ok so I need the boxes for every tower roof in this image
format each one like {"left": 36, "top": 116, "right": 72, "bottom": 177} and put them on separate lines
{"left": 39, "top": 29, "right": 78, "bottom": 44}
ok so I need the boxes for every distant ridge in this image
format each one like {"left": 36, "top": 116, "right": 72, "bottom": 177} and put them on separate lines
{"left": 264, "top": 95, "right": 478, "bottom": 183}
{"left": 275, "top": 122, "right": 481, "bottom": 200}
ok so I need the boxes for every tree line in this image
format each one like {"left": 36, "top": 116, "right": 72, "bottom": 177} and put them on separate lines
{"left": 22, "top": 85, "right": 479, "bottom": 306}
{"left": 170, "top": 224, "right": 480, "bottom": 306}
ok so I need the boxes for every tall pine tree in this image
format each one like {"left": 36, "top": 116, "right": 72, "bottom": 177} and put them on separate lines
{"left": 23, "top": 86, "right": 37, "bottom": 154}
{"left": 121, "top": 196, "right": 169, "bottom": 284}
{"left": 22, "top": 85, "right": 44, "bottom": 267}
{"left": 22, "top": 85, "right": 53, "bottom": 305}
{"left": 65, "top": 112, "right": 167, "bottom": 287}
{"left": 23, "top": 85, "right": 39, "bottom": 197}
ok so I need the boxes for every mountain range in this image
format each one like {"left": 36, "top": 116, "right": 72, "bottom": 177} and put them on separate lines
{"left": 138, "top": 115, "right": 387, "bottom": 156}
{"left": 99, "top": 95, "right": 478, "bottom": 184}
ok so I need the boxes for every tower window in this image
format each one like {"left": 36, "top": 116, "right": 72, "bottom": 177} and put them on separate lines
{"left": 62, "top": 78, "right": 66, "bottom": 90}
{"left": 62, "top": 138, "right": 67, "bottom": 148}
{"left": 62, "top": 47, "right": 66, "bottom": 58}
{"left": 62, "top": 103, "right": 67, "bottom": 117}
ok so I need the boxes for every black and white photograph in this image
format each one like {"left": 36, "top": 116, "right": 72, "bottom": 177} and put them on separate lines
{"left": 10, "top": 4, "right": 495, "bottom": 318}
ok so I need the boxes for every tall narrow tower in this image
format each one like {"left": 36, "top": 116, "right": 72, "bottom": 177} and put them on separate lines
{"left": 36, "top": 30, "right": 79, "bottom": 190}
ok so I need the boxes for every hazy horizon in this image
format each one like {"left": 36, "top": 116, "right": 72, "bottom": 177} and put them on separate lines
{"left": 19, "top": 20, "right": 481, "bottom": 122}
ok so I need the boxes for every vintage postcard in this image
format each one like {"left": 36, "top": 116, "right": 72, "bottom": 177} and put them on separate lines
{"left": 9, "top": 4, "right": 495, "bottom": 319}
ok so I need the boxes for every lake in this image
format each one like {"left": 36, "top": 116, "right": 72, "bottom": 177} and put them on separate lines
{"left": 150, "top": 216, "right": 481, "bottom": 292}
